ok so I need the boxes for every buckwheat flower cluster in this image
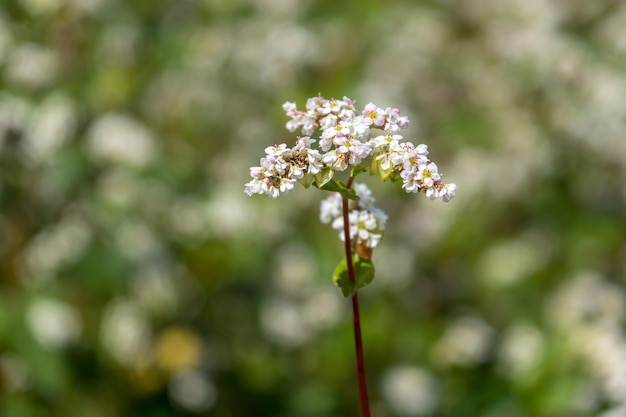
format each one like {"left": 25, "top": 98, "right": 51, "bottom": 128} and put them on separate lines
{"left": 244, "top": 137, "right": 323, "bottom": 198}
{"left": 320, "top": 183, "right": 388, "bottom": 251}
{"left": 244, "top": 95, "right": 456, "bottom": 202}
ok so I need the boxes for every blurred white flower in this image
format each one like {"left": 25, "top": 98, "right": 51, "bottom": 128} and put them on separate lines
{"left": 477, "top": 233, "right": 550, "bottom": 288}
{"left": 268, "top": 243, "right": 344, "bottom": 334}
{"left": 26, "top": 298, "right": 82, "bottom": 349}
{"left": 273, "top": 243, "right": 316, "bottom": 296}
{"left": 5, "top": 43, "right": 58, "bottom": 89}
{"left": 497, "top": 322, "right": 544, "bottom": 378}
{"left": 96, "top": 169, "right": 140, "bottom": 208}
{"left": 381, "top": 365, "right": 439, "bottom": 416}
{"left": 167, "top": 196, "right": 210, "bottom": 241}
{"left": 547, "top": 270, "right": 626, "bottom": 407}
{"left": 87, "top": 113, "right": 157, "bottom": 167}
{"left": 206, "top": 185, "right": 256, "bottom": 237}
{"left": 433, "top": 316, "right": 495, "bottom": 367}
{"left": 374, "top": 244, "right": 414, "bottom": 290}
{"left": 259, "top": 297, "right": 311, "bottom": 347}
{"left": 131, "top": 265, "right": 179, "bottom": 317}
{"left": 24, "top": 210, "right": 92, "bottom": 283}
{"left": 100, "top": 299, "right": 151, "bottom": 365}
{"left": 169, "top": 369, "right": 218, "bottom": 413}
{"left": 577, "top": 323, "right": 626, "bottom": 406}
{"left": 22, "top": 93, "right": 77, "bottom": 164}
{"left": 546, "top": 270, "right": 625, "bottom": 330}
{"left": 232, "top": 23, "right": 319, "bottom": 89}
{"left": 116, "top": 221, "right": 162, "bottom": 261}
{"left": 301, "top": 287, "right": 343, "bottom": 331}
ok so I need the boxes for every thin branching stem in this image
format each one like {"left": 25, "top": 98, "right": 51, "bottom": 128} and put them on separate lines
{"left": 342, "top": 176, "right": 371, "bottom": 417}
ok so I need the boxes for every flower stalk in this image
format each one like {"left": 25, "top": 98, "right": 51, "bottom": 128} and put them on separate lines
{"left": 342, "top": 176, "right": 372, "bottom": 417}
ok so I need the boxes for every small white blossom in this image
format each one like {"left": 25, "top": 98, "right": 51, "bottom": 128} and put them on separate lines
{"left": 352, "top": 183, "right": 376, "bottom": 209}
{"left": 417, "top": 161, "right": 441, "bottom": 188}
{"left": 370, "top": 134, "right": 403, "bottom": 152}
{"left": 321, "top": 183, "right": 387, "bottom": 249}
{"left": 440, "top": 183, "right": 457, "bottom": 202}
{"left": 27, "top": 298, "right": 82, "bottom": 349}
{"left": 334, "top": 136, "right": 371, "bottom": 166}
{"left": 384, "top": 107, "right": 410, "bottom": 132}
{"left": 320, "top": 192, "right": 342, "bottom": 224}
{"left": 362, "top": 102, "right": 386, "bottom": 127}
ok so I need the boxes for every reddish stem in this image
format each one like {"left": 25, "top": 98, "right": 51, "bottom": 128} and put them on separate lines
{"left": 341, "top": 177, "right": 372, "bottom": 417}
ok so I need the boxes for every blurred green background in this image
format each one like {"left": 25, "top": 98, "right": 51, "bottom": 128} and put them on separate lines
{"left": 1, "top": 0, "right": 626, "bottom": 416}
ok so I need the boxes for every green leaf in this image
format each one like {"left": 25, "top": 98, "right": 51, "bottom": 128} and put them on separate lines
{"left": 332, "top": 255, "right": 376, "bottom": 297}
{"left": 355, "top": 255, "right": 375, "bottom": 290}
{"left": 318, "top": 180, "right": 360, "bottom": 200}
{"left": 332, "top": 257, "right": 351, "bottom": 297}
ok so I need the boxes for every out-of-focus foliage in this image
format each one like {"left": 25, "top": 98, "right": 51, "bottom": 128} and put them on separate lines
{"left": 1, "top": 0, "right": 626, "bottom": 416}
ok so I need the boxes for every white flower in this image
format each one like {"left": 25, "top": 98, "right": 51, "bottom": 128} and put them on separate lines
{"left": 384, "top": 107, "right": 410, "bottom": 132}
{"left": 5, "top": 43, "right": 58, "bottom": 88}
{"left": 87, "top": 113, "right": 156, "bottom": 167}
{"left": 334, "top": 136, "right": 371, "bottom": 167}
{"left": 331, "top": 208, "right": 384, "bottom": 248}
{"left": 100, "top": 299, "right": 151, "bottom": 365}
{"left": 321, "top": 149, "right": 347, "bottom": 171}
{"left": 417, "top": 161, "right": 441, "bottom": 187}
{"left": 352, "top": 182, "right": 377, "bottom": 209}
{"left": 319, "top": 113, "right": 337, "bottom": 130}
{"left": 362, "top": 102, "right": 386, "bottom": 127}
{"left": 243, "top": 159, "right": 297, "bottom": 199}
{"left": 370, "top": 134, "right": 403, "bottom": 152}
{"left": 282, "top": 101, "right": 297, "bottom": 114}
{"left": 433, "top": 316, "right": 495, "bottom": 366}
{"left": 27, "top": 298, "right": 82, "bottom": 349}
{"left": 319, "top": 192, "right": 342, "bottom": 224}
{"left": 169, "top": 370, "right": 218, "bottom": 413}
{"left": 392, "top": 141, "right": 428, "bottom": 167}
{"left": 381, "top": 365, "right": 438, "bottom": 416}
{"left": 22, "top": 93, "right": 77, "bottom": 163}
{"left": 425, "top": 187, "right": 439, "bottom": 200}
{"left": 320, "top": 183, "right": 387, "bottom": 249}
{"left": 440, "top": 182, "right": 456, "bottom": 202}
{"left": 400, "top": 167, "right": 420, "bottom": 193}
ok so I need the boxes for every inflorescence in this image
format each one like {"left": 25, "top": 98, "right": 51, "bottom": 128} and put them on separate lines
{"left": 244, "top": 95, "right": 456, "bottom": 249}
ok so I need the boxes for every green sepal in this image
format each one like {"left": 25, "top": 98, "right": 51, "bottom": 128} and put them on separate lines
{"left": 376, "top": 159, "right": 394, "bottom": 181}
{"left": 314, "top": 168, "right": 334, "bottom": 188}
{"left": 332, "top": 255, "right": 376, "bottom": 297}
{"left": 369, "top": 152, "right": 380, "bottom": 176}
{"left": 318, "top": 180, "right": 360, "bottom": 201}
{"left": 369, "top": 152, "right": 394, "bottom": 181}
{"left": 388, "top": 169, "right": 402, "bottom": 182}
{"left": 298, "top": 173, "right": 315, "bottom": 188}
